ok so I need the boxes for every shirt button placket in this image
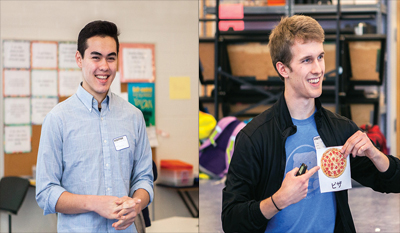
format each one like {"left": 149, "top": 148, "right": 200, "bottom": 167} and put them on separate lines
{"left": 101, "top": 115, "right": 112, "bottom": 196}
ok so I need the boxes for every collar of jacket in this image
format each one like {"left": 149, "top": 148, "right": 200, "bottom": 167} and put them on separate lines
{"left": 274, "top": 93, "right": 324, "bottom": 139}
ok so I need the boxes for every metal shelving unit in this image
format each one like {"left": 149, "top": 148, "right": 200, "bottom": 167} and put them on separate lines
{"left": 199, "top": 0, "right": 387, "bottom": 124}
{"left": 204, "top": 3, "right": 385, "bottom": 15}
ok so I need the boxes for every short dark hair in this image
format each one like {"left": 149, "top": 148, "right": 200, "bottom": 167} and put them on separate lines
{"left": 77, "top": 20, "right": 120, "bottom": 58}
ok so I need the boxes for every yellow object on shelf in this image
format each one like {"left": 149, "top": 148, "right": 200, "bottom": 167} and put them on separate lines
{"left": 199, "top": 111, "right": 217, "bottom": 140}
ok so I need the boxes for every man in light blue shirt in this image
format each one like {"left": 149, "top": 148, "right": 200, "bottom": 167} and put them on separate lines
{"left": 36, "top": 20, "right": 153, "bottom": 232}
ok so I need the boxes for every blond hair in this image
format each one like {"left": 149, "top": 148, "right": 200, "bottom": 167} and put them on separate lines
{"left": 269, "top": 15, "right": 325, "bottom": 80}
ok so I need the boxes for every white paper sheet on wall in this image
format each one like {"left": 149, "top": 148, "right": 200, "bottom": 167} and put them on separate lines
{"left": 4, "top": 97, "right": 31, "bottom": 125}
{"left": 110, "top": 72, "right": 121, "bottom": 96}
{"left": 59, "top": 42, "right": 79, "bottom": 69}
{"left": 122, "top": 48, "right": 153, "bottom": 80}
{"left": 59, "top": 70, "right": 82, "bottom": 96}
{"left": 3, "top": 69, "right": 31, "bottom": 96}
{"left": 3, "top": 40, "right": 31, "bottom": 69}
{"left": 31, "top": 97, "right": 58, "bottom": 125}
{"left": 31, "top": 42, "right": 58, "bottom": 69}
{"left": 4, "top": 125, "right": 31, "bottom": 153}
{"left": 146, "top": 126, "right": 159, "bottom": 147}
{"left": 31, "top": 70, "right": 58, "bottom": 97}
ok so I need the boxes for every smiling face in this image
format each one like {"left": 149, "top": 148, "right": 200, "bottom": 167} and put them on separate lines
{"left": 75, "top": 35, "right": 117, "bottom": 104}
{"left": 277, "top": 39, "right": 325, "bottom": 102}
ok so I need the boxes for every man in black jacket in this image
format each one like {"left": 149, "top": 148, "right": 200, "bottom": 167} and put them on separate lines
{"left": 222, "top": 15, "right": 400, "bottom": 233}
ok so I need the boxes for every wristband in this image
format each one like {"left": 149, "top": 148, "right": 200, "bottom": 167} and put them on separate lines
{"left": 271, "top": 195, "right": 282, "bottom": 211}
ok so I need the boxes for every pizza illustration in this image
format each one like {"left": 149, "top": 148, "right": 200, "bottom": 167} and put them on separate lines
{"left": 321, "top": 148, "right": 347, "bottom": 178}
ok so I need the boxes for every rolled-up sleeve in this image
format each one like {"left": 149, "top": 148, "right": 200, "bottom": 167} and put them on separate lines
{"left": 36, "top": 112, "right": 66, "bottom": 215}
{"left": 129, "top": 114, "right": 154, "bottom": 204}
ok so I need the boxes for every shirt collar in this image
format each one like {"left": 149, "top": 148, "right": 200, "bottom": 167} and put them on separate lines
{"left": 276, "top": 92, "right": 323, "bottom": 132}
{"left": 76, "top": 83, "right": 112, "bottom": 112}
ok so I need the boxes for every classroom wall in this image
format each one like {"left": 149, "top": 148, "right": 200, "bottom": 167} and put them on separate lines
{"left": 0, "top": 0, "right": 198, "bottom": 231}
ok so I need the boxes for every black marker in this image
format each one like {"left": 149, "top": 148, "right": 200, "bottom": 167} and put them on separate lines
{"left": 296, "top": 163, "right": 307, "bottom": 176}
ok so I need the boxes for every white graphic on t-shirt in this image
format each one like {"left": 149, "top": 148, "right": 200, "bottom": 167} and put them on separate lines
{"left": 287, "top": 145, "right": 319, "bottom": 198}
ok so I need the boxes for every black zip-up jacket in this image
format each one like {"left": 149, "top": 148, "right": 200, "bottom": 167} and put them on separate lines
{"left": 222, "top": 94, "right": 400, "bottom": 233}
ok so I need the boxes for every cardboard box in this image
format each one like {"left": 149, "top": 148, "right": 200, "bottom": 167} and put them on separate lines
{"left": 324, "top": 43, "right": 336, "bottom": 75}
{"left": 199, "top": 42, "right": 215, "bottom": 81}
{"left": 349, "top": 41, "right": 380, "bottom": 82}
{"left": 354, "top": 0, "right": 379, "bottom": 4}
{"left": 350, "top": 104, "right": 374, "bottom": 126}
{"left": 332, "top": 0, "right": 356, "bottom": 4}
{"left": 159, "top": 160, "right": 194, "bottom": 187}
{"left": 227, "top": 42, "right": 278, "bottom": 80}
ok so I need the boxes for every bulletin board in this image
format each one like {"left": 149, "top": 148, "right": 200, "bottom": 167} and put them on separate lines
{"left": 3, "top": 40, "right": 80, "bottom": 176}
{"left": 4, "top": 96, "right": 68, "bottom": 176}
{"left": 3, "top": 40, "right": 156, "bottom": 176}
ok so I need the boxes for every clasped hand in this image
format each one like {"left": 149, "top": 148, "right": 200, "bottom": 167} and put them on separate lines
{"left": 96, "top": 195, "right": 142, "bottom": 230}
{"left": 113, "top": 196, "right": 142, "bottom": 230}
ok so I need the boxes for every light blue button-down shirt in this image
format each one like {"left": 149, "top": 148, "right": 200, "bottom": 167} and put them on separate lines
{"left": 36, "top": 85, "right": 153, "bottom": 233}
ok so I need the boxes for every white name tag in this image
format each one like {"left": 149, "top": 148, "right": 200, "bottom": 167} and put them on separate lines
{"left": 113, "top": 136, "right": 129, "bottom": 151}
{"left": 313, "top": 136, "right": 326, "bottom": 150}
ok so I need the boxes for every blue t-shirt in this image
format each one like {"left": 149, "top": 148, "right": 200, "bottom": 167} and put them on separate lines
{"left": 265, "top": 112, "right": 336, "bottom": 233}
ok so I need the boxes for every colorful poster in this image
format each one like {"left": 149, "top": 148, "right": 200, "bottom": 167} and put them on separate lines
{"left": 128, "top": 83, "right": 155, "bottom": 127}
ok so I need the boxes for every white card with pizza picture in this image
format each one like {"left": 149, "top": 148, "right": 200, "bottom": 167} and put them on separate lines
{"left": 316, "top": 146, "right": 352, "bottom": 193}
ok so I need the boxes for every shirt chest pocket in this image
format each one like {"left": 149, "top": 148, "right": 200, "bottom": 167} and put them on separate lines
{"left": 114, "top": 138, "right": 135, "bottom": 180}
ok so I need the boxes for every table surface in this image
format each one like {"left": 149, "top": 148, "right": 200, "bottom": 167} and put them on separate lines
{"left": 146, "top": 216, "right": 198, "bottom": 233}
{"left": 156, "top": 182, "right": 199, "bottom": 192}
{"left": 199, "top": 179, "right": 400, "bottom": 232}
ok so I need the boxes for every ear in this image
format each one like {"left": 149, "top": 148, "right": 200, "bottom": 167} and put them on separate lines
{"left": 276, "top": 61, "right": 290, "bottom": 79}
{"left": 75, "top": 51, "right": 83, "bottom": 68}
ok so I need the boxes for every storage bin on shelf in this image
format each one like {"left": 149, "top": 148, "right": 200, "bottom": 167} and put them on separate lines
{"left": 159, "top": 160, "right": 194, "bottom": 187}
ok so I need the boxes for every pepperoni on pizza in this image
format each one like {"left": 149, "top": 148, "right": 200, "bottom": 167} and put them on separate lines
{"left": 321, "top": 148, "right": 347, "bottom": 178}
